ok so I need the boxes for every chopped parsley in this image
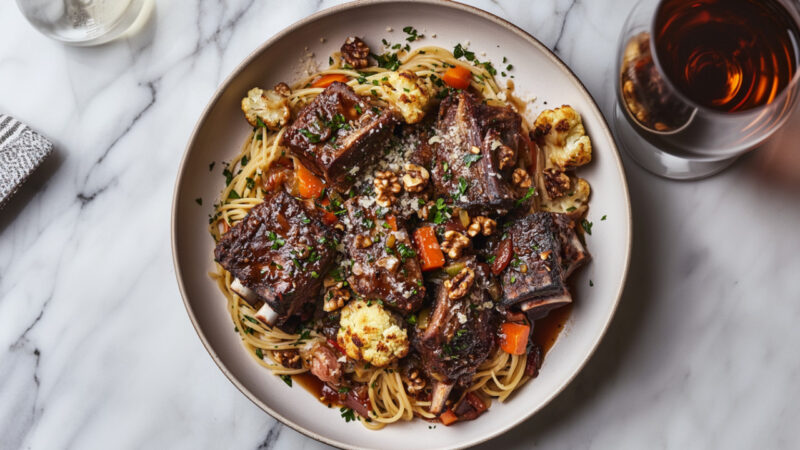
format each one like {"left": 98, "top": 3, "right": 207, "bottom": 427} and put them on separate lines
{"left": 372, "top": 51, "right": 401, "bottom": 70}
{"left": 245, "top": 177, "right": 255, "bottom": 190}
{"left": 403, "top": 26, "right": 423, "bottom": 42}
{"left": 338, "top": 386, "right": 351, "bottom": 394}
{"left": 255, "top": 117, "right": 267, "bottom": 129}
{"left": 516, "top": 187, "right": 536, "bottom": 206}
{"left": 195, "top": 198, "right": 202, "bottom": 205}
{"left": 209, "top": 162, "right": 215, "bottom": 172}
{"left": 227, "top": 190, "right": 241, "bottom": 199}
{"left": 354, "top": 104, "right": 362, "bottom": 115}
{"left": 255, "top": 348, "right": 264, "bottom": 359}
{"left": 299, "top": 128, "right": 321, "bottom": 143}
{"left": 407, "top": 314, "right": 418, "bottom": 325}
{"left": 452, "top": 177, "right": 470, "bottom": 199}
{"left": 463, "top": 153, "right": 483, "bottom": 168}
{"left": 432, "top": 197, "right": 452, "bottom": 224}
{"left": 327, "top": 113, "right": 351, "bottom": 132}
{"left": 223, "top": 167, "right": 234, "bottom": 186}
{"left": 280, "top": 375, "right": 293, "bottom": 387}
{"left": 340, "top": 407, "right": 357, "bottom": 422}
{"left": 294, "top": 329, "right": 312, "bottom": 344}
{"left": 362, "top": 217, "right": 375, "bottom": 229}
{"left": 267, "top": 231, "right": 285, "bottom": 249}
{"left": 566, "top": 206, "right": 577, "bottom": 212}
{"left": 453, "top": 43, "right": 475, "bottom": 61}
{"left": 396, "top": 242, "right": 417, "bottom": 261}
{"left": 589, "top": 279, "right": 594, "bottom": 287}
{"left": 581, "top": 219, "right": 593, "bottom": 235}
{"left": 601, "top": 215, "right": 607, "bottom": 221}
{"left": 486, "top": 255, "right": 496, "bottom": 264}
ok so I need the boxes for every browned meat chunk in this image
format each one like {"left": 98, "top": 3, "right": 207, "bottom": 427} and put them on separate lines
{"left": 487, "top": 212, "right": 584, "bottom": 319}
{"left": 414, "top": 257, "right": 497, "bottom": 412}
{"left": 284, "top": 82, "right": 399, "bottom": 190}
{"left": 342, "top": 197, "right": 426, "bottom": 314}
{"left": 214, "top": 190, "right": 337, "bottom": 326}
{"left": 552, "top": 213, "right": 590, "bottom": 277}
{"left": 429, "top": 91, "right": 529, "bottom": 216}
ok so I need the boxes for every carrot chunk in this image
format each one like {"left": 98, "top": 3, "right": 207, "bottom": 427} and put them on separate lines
{"left": 311, "top": 74, "right": 350, "bottom": 88}
{"left": 440, "top": 409, "right": 459, "bottom": 426}
{"left": 413, "top": 226, "right": 445, "bottom": 271}
{"left": 499, "top": 322, "right": 530, "bottom": 355}
{"left": 442, "top": 66, "right": 472, "bottom": 90}
{"left": 295, "top": 161, "right": 325, "bottom": 199}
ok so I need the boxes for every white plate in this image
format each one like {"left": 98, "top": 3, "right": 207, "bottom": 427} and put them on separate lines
{"left": 171, "top": 1, "right": 631, "bottom": 448}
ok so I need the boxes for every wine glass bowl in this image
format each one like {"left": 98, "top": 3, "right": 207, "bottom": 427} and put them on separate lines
{"left": 614, "top": 0, "right": 800, "bottom": 179}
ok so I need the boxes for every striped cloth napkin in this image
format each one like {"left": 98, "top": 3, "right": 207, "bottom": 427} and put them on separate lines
{"left": 0, "top": 114, "right": 53, "bottom": 209}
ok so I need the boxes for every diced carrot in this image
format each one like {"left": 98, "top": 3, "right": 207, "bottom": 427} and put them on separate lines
{"left": 499, "top": 322, "right": 530, "bottom": 355}
{"left": 295, "top": 161, "right": 325, "bottom": 199}
{"left": 440, "top": 409, "right": 459, "bottom": 426}
{"left": 385, "top": 215, "right": 398, "bottom": 232}
{"left": 442, "top": 66, "right": 472, "bottom": 90}
{"left": 413, "top": 226, "right": 445, "bottom": 271}
{"left": 318, "top": 198, "right": 338, "bottom": 225}
{"left": 311, "top": 74, "right": 350, "bottom": 88}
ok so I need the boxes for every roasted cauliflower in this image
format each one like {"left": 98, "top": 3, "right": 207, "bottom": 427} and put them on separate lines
{"left": 337, "top": 299, "right": 409, "bottom": 367}
{"left": 539, "top": 176, "right": 591, "bottom": 217}
{"left": 534, "top": 105, "right": 592, "bottom": 170}
{"left": 241, "top": 87, "right": 290, "bottom": 130}
{"left": 378, "top": 70, "right": 434, "bottom": 124}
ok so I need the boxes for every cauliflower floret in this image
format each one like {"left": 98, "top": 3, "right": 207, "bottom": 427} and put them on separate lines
{"left": 534, "top": 105, "right": 592, "bottom": 170}
{"left": 378, "top": 70, "right": 434, "bottom": 124}
{"left": 241, "top": 87, "right": 290, "bottom": 130}
{"left": 337, "top": 299, "right": 409, "bottom": 367}
{"left": 540, "top": 176, "right": 591, "bottom": 217}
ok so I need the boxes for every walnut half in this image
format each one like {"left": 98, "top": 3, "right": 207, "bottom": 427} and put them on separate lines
{"left": 440, "top": 230, "right": 469, "bottom": 260}
{"left": 467, "top": 216, "right": 496, "bottom": 237}
{"left": 271, "top": 349, "right": 302, "bottom": 369}
{"left": 444, "top": 267, "right": 475, "bottom": 300}
{"left": 324, "top": 282, "right": 351, "bottom": 312}
{"left": 374, "top": 170, "right": 402, "bottom": 207}
{"left": 341, "top": 36, "right": 370, "bottom": 69}
{"left": 402, "top": 163, "right": 429, "bottom": 193}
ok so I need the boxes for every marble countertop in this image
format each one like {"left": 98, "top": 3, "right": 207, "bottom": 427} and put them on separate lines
{"left": 2, "top": 0, "right": 799, "bottom": 449}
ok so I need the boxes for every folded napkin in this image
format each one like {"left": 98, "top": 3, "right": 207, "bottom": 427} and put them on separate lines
{"left": 0, "top": 114, "right": 53, "bottom": 209}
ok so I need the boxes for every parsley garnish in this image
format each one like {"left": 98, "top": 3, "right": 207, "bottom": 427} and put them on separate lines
{"left": 340, "top": 407, "right": 357, "bottom": 422}
{"left": 223, "top": 167, "right": 233, "bottom": 186}
{"left": 267, "top": 231, "right": 285, "bottom": 249}
{"left": 299, "top": 128, "right": 321, "bottom": 143}
{"left": 372, "top": 51, "right": 401, "bottom": 70}
{"left": 354, "top": 104, "right": 362, "bottom": 115}
{"left": 407, "top": 314, "right": 418, "bottom": 325}
{"left": 486, "top": 255, "right": 496, "bottom": 264}
{"left": 227, "top": 190, "right": 241, "bottom": 199}
{"left": 255, "top": 348, "right": 264, "bottom": 359}
{"left": 601, "top": 215, "right": 607, "bottom": 221}
{"left": 280, "top": 375, "right": 293, "bottom": 387}
{"left": 403, "top": 26, "right": 423, "bottom": 42}
{"left": 566, "top": 206, "right": 577, "bottom": 212}
{"left": 432, "top": 197, "right": 451, "bottom": 224}
{"left": 294, "top": 329, "right": 312, "bottom": 344}
{"left": 463, "top": 153, "right": 483, "bottom": 168}
{"left": 195, "top": 198, "right": 202, "bottom": 205}
{"left": 396, "top": 242, "right": 417, "bottom": 261}
{"left": 255, "top": 117, "right": 267, "bottom": 129}
{"left": 245, "top": 177, "right": 255, "bottom": 190}
{"left": 516, "top": 187, "right": 536, "bottom": 206}
{"left": 209, "top": 162, "right": 215, "bottom": 172}
{"left": 452, "top": 177, "right": 469, "bottom": 199}
{"left": 453, "top": 43, "right": 475, "bottom": 61}
{"left": 338, "top": 386, "right": 351, "bottom": 393}
{"left": 589, "top": 279, "right": 594, "bottom": 287}
{"left": 581, "top": 219, "right": 593, "bottom": 235}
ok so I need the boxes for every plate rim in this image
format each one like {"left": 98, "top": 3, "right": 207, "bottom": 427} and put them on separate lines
{"left": 171, "top": 1, "right": 632, "bottom": 448}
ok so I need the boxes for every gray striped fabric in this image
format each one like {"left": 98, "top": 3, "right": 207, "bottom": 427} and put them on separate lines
{"left": 0, "top": 114, "right": 53, "bottom": 209}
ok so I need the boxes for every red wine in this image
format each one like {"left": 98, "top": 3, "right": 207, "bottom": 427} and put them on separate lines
{"left": 654, "top": 0, "right": 800, "bottom": 112}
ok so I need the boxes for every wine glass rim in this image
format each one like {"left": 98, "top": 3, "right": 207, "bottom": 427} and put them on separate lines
{"left": 648, "top": 0, "right": 800, "bottom": 116}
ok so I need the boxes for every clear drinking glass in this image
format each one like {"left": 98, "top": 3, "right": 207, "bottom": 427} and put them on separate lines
{"left": 613, "top": 0, "right": 800, "bottom": 180}
{"left": 16, "top": 0, "right": 149, "bottom": 46}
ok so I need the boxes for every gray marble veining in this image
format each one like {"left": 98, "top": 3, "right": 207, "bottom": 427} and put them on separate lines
{"left": 1, "top": 0, "right": 799, "bottom": 449}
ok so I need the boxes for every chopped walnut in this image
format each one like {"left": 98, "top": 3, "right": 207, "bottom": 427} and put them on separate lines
{"left": 272, "top": 349, "right": 302, "bottom": 369}
{"left": 467, "top": 216, "right": 496, "bottom": 237}
{"left": 440, "top": 230, "right": 469, "bottom": 259}
{"left": 417, "top": 200, "right": 435, "bottom": 221}
{"left": 543, "top": 168, "right": 571, "bottom": 198}
{"left": 498, "top": 144, "right": 516, "bottom": 170}
{"left": 374, "top": 170, "right": 402, "bottom": 207}
{"left": 341, "top": 36, "right": 370, "bottom": 69}
{"left": 470, "top": 145, "right": 481, "bottom": 155}
{"left": 444, "top": 267, "right": 475, "bottom": 299}
{"left": 403, "top": 369, "right": 426, "bottom": 395}
{"left": 324, "top": 282, "right": 350, "bottom": 312}
{"left": 512, "top": 167, "right": 532, "bottom": 188}
{"left": 355, "top": 234, "right": 373, "bottom": 249}
{"left": 402, "top": 163, "right": 430, "bottom": 193}
{"left": 273, "top": 82, "right": 291, "bottom": 97}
